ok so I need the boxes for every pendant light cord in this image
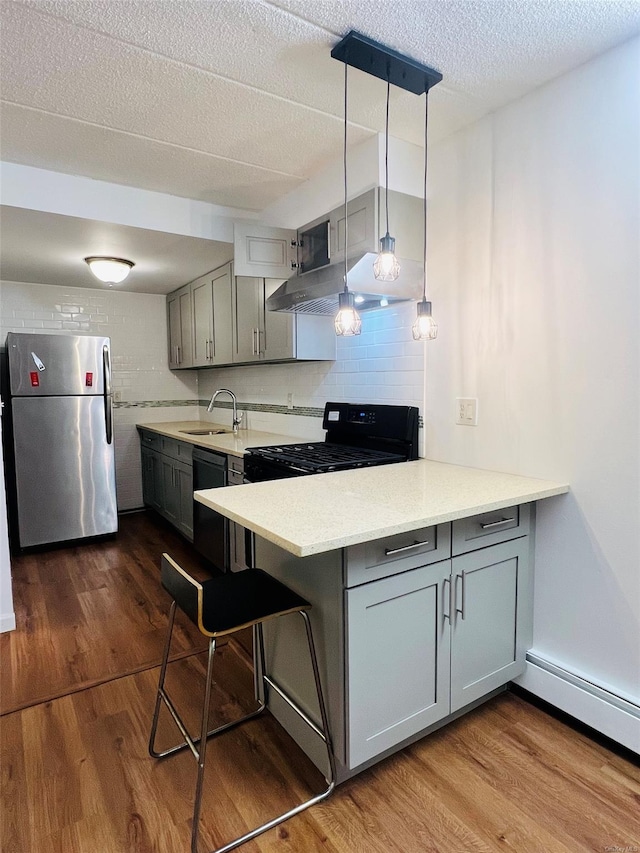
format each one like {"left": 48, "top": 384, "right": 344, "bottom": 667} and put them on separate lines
{"left": 422, "top": 90, "right": 429, "bottom": 303}
{"left": 385, "top": 77, "right": 390, "bottom": 235}
{"left": 343, "top": 62, "right": 349, "bottom": 294}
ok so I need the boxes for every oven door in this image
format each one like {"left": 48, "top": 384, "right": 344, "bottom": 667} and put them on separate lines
{"left": 192, "top": 448, "right": 228, "bottom": 571}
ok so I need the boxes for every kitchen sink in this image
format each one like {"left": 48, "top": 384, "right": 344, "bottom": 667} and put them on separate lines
{"left": 179, "top": 429, "right": 230, "bottom": 436}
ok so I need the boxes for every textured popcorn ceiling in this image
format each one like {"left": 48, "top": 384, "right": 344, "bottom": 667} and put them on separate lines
{"left": 1, "top": 0, "right": 639, "bottom": 291}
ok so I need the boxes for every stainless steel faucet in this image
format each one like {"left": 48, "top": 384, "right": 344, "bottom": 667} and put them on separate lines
{"left": 207, "top": 388, "right": 243, "bottom": 434}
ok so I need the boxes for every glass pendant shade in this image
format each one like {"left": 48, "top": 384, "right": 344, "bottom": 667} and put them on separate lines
{"left": 335, "top": 290, "right": 362, "bottom": 336}
{"left": 85, "top": 256, "right": 134, "bottom": 284}
{"left": 412, "top": 300, "right": 438, "bottom": 341}
{"left": 373, "top": 232, "right": 400, "bottom": 281}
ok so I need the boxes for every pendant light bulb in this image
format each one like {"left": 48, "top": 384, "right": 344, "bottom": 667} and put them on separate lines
{"left": 413, "top": 90, "right": 438, "bottom": 342}
{"left": 334, "top": 63, "right": 361, "bottom": 337}
{"left": 412, "top": 300, "right": 438, "bottom": 341}
{"left": 335, "top": 290, "right": 362, "bottom": 337}
{"left": 374, "top": 79, "right": 400, "bottom": 282}
{"left": 373, "top": 233, "right": 401, "bottom": 281}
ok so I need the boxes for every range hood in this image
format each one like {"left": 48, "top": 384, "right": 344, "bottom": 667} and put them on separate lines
{"left": 266, "top": 253, "right": 423, "bottom": 315}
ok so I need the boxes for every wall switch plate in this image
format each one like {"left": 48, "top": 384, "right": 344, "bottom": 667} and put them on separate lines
{"left": 287, "top": 393, "right": 294, "bottom": 410}
{"left": 456, "top": 397, "right": 478, "bottom": 426}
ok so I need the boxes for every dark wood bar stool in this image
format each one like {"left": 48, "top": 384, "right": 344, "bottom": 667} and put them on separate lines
{"left": 149, "top": 553, "right": 335, "bottom": 853}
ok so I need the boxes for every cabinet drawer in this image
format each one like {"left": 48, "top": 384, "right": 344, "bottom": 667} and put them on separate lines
{"left": 160, "top": 436, "right": 193, "bottom": 463}
{"left": 345, "top": 523, "right": 451, "bottom": 587}
{"left": 139, "top": 429, "right": 161, "bottom": 451}
{"left": 452, "top": 503, "right": 530, "bottom": 555}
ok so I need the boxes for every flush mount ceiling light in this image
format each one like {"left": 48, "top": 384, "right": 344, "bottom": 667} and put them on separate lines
{"left": 84, "top": 256, "right": 134, "bottom": 285}
{"left": 331, "top": 32, "right": 442, "bottom": 338}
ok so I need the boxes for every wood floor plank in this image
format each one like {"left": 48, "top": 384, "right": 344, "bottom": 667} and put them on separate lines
{"left": 2, "top": 510, "right": 638, "bottom": 853}
{"left": 0, "top": 512, "right": 212, "bottom": 714}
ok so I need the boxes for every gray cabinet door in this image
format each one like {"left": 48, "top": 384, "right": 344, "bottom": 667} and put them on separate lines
{"left": 263, "top": 278, "right": 295, "bottom": 361}
{"left": 192, "top": 275, "right": 213, "bottom": 366}
{"left": 175, "top": 460, "right": 194, "bottom": 541}
{"left": 330, "top": 188, "right": 377, "bottom": 264}
{"left": 167, "top": 292, "right": 181, "bottom": 369}
{"left": 233, "top": 275, "right": 263, "bottom": 363}
{"left": 450, "top": 538, "right": 530, "bottom": 713}
{"left": 141, "top": 445, "right": 155, "bottom": 507}
{"left": 211, "top": 264, "right": 233, "bottom": 365}
{"left": 233, "top": 222, "right": 296, "bottom": 279}
{"left": 159, "top": 455, "right": 180, "bottom": 525}
{"left": 167, "top": 284, "right": 193, "bottom": 368}
{"left": 346, "top": 560, "right": 451, "bottom": 769}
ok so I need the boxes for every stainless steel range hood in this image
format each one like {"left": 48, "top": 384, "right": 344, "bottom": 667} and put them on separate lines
{"left": 266, "top": 189, "right": 425, "bottom": 316}
{"left": 266, "top": 252, "right": 423, "bottom": 315}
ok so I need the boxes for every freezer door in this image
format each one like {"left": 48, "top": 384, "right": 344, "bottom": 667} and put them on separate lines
{"left": 7, "top": 332, "right": 110, "bottom": 396}
{"left": 12, "top": 395, "right": 117, "bottom": 547}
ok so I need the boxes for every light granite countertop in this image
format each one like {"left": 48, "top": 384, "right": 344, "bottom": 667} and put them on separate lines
{"left": 136, "top": 420, "right": 314, "bottom": 458}
{"left": 194, "top": 460, "right": 569, "bottom": 557}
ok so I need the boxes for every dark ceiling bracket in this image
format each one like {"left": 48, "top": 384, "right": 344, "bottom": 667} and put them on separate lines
{"left": 330, "top": 30, "right": 442, "bottom": 95}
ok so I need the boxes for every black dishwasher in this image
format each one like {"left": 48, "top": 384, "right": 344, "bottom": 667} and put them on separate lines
{"left": 192, "top": 447, "right": 227, "bottom": 571}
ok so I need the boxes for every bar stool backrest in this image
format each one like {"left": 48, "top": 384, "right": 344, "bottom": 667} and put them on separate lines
{"left": 161, "top": 553, "right": 203, "bottom": 632}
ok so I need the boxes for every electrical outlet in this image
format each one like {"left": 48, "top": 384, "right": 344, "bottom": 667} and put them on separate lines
{"left": 287, "top": 393, "right": 294, "bottom": 410}
{"left": 113, "top": 390, "right": 122, "bottom": 403}
{"left": 455, "top": 397, "right": 478, "bottom": 426}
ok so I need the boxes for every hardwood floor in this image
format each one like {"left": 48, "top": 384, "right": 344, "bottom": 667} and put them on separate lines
{"left": 1, "top": 511, "right": 638, "bottom": 852}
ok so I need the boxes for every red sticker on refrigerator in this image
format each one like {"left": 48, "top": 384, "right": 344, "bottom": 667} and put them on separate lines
{"left": 30, "top": 371, "right": 39, "bottom": 387}
{"left": 85, "top": 372, "right": 93, "bottom": 387}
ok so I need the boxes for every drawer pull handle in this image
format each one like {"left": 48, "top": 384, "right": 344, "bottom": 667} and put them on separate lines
{"left": 479, "top": 516, "right": 515, "bottom": 529}
{"left": 384, "top": 539, "right": 429, "bottom": 556}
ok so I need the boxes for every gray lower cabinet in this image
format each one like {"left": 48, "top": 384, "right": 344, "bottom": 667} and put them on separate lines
{"left": 139, "top": 431, "right": 193, "bottom": 540}
{"left": 346, "top": 534, "right": 531, "bottom": 768}
{"left": 256, "top": 502, "right": 534, "bottom": 779}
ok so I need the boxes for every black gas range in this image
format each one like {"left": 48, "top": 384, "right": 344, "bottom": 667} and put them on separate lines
{"left": 244, "top": 402, "right": 419, "bottom": 482}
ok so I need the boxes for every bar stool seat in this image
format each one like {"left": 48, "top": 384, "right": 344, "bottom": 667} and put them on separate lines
{"left": 149, "top": 553, "right": 335, "bottom": 853}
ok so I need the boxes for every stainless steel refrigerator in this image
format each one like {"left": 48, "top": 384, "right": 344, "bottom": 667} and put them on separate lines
{"left": 6, "top": 332, "right": 117, "bottom": 548}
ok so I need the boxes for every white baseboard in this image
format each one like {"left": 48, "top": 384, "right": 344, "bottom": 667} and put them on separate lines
{"left": 515, "top": 653, "right": 639, "bottom": 755}
{"left": 0, "top": 611, "right": 16, "bottom": 633}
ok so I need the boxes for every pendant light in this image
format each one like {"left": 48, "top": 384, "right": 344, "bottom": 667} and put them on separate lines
{"left": 85, "top": 256, "right": 134, "bottom": 285}
{"left": 373, "top": 78, "right": 400, "bottom": 282}
{"left": 334, "top": 62, "right": 362, "bottom": 337}
{"left": 330, "top": 31, "right": 442, "bottom": 337}
{"left": 412, "top": 91, "right": 438, "bottom": 341}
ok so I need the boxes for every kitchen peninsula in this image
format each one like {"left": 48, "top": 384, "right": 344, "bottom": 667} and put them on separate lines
{"left": 195, "top": 461, "right": 569, "bottom": 782}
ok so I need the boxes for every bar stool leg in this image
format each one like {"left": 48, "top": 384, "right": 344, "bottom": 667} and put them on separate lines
{"left": 299, "top": 610, "right": 337, "bottom": 790}
{"left": 191, "top": 636, "right": 217, "bottom": 853}
{"left": 149, "top": 600, "right": 177, "bottom": 758}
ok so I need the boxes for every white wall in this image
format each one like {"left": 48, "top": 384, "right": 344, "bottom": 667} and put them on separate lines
{"left": 199, "top": 300, "right": 426, "bottom": 446}
{"left": 428, "top": 37, "right": 640, "bottom": 726}
{"left": 0, "top": 280, "right": 200, "bottom": 510}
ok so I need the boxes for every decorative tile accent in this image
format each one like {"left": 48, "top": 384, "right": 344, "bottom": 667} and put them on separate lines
{"left": 200, "top": 400, "right": 325, "bottom": 418}
{"left": 115, "top": 399, "right": 197, "bottom": 409}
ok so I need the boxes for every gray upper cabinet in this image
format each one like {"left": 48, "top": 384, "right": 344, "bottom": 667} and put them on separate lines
{"left": 232, "top": 275, "right": 335, "bottom": 365}
{"left": 330, "top": 188, "right": 377, "bottom": 263}
{"left": 167, "top": 284, "right": 193, "bottom": 369}
{"left": 192, "top": 263, "right": 234, "bottom": 367}
{"left": 233, "top": 222, "right": 296, "bottom": 279}
{"left": 168, "top": 263, "right": 335, "bottom": 370}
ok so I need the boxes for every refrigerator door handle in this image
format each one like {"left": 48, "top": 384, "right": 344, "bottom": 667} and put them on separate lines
{"left": 103, "top": 345, "right": 113, "bottom": 445}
